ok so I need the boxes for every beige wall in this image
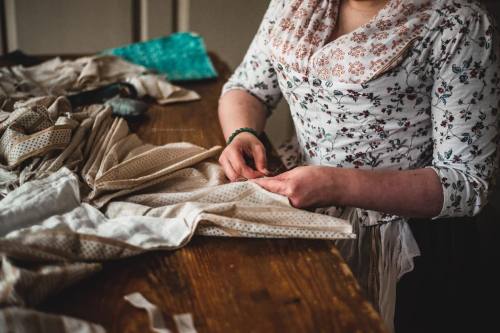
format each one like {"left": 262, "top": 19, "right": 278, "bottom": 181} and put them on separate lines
{"left": 6, "top": 0, "right": 174, "bottom": 53}
{"left": 190, "top": 0, "right": 268, "bottom": 69}
{"left": 146, "top": 0, "right": 173, "bottom": 40}
{"left": 12, "top": 0, "right": 134, "bottom": 53}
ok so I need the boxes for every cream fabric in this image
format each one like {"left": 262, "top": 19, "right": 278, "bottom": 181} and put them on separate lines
{"left": 0, "top": 97, "right": 352, "bottom": 254}
{"left": 0, "top": 167, "right": 352, "bottom": 260}
{"left": 124, "top": 292, "right": 197, "bottom": 333}
{"left": 0, "top": 94, "right": 353, "bottom": 332}
{"left": 0, "top": 55, "right": 199, "bottom": 104}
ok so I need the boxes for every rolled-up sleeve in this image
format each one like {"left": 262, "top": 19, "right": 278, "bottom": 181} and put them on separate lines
{"left": 221, "top": 0, "right": 283, "bottom": 113}
{"left": 429, "top": 9, "right": 500, "bottom": 218}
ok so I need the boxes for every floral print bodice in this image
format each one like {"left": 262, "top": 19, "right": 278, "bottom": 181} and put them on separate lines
{"left": 222, "top": 0, "right": 499, "bottom": 222}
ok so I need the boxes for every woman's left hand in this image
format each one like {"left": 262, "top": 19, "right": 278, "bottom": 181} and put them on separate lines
{"left": 252, "top": 164, "right": 444, "bottom": 218}
{"left": 251, "top": 166, "right": 341, "bottom": 209}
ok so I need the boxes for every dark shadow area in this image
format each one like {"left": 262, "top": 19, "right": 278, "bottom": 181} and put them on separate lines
{"left": 395, "top": 198, "right": 500, "bottom": 333}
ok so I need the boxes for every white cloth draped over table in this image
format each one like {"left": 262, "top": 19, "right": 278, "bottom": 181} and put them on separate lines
{"left": 0, "top": 56, "right": 354, "bottom": 332}
{"left": 222, "top": 0, "right": 500, "bottom": 330}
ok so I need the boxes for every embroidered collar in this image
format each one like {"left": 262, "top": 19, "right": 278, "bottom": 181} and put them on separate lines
{"left": 266, "top": 0, "right": 434, "bottom": 84}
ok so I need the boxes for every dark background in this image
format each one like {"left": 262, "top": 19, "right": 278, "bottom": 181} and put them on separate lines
{"left": 395, "top": 4, "right": 500, "bottom": 332}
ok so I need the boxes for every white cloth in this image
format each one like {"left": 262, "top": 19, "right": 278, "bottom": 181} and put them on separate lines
{"left": 0, "top": 165, "right": 353, "bottom": 260}
{"left": 0, "top": 92, "right": 354, "bottom": 332}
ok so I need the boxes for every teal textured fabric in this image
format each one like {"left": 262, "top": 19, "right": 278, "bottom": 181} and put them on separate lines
{"left": 103, "top": 32, "right": 217, "bottom": 81}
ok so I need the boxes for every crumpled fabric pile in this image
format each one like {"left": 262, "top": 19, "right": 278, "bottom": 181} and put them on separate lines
{"left": 0, "top": 55, "right": 200, "bottom": 104}
{"left": 0, "top": 56, "right": 353, "bottom": 332}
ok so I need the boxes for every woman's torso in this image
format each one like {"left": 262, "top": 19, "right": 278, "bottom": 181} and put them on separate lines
{"left": 260, "top": 0, "right": 477, "bottom": 170}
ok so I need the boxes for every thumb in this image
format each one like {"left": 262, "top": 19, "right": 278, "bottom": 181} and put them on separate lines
{"left": 251, "top": 144, "right": 269, "bottom": 175}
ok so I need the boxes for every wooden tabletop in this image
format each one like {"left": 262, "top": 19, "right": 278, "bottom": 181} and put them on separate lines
{"left": 9, "top": 53, "right": 388, "bottom": 333}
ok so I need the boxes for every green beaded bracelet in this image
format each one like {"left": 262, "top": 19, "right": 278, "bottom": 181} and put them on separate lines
{"left": 227, "top": 127, "right": 259, "bottom": 145}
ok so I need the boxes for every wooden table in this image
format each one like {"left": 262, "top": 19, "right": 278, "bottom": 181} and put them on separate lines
{"left": 2, "top": 53, "right": 387, "bottom": 332}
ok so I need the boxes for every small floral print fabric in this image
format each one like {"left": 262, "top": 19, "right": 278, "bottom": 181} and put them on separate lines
{"left": 222, "top": 0, "right": 500, "bottom": 223}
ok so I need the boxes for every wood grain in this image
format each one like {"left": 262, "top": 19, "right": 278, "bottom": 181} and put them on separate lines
{"left": 128, "top": 54, "right": 228, "bottom": 148}
{"left": 42, "top": 238, "right": 386, "bottom": 333}
{"left": 0, "top": 53, "right": 387, "bottom": 333}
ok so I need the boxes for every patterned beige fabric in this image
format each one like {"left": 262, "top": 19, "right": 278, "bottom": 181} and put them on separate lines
{"left": 0, "top": 55, "right": 200, "bottom": 171}
{"left": 0, "top": 100, "right": 74, "bottom": 168}
{"left": 0, "top": 93, "right": 353, "bottom": 331}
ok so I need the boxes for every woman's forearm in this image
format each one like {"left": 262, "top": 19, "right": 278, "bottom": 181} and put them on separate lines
{"left": 333, "top": 167, "right": 443, "bottom": 218}
{"left": 218, "top": 90, "right": 268, "bottom": 140}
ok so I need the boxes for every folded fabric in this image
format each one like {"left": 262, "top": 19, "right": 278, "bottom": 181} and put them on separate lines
{"left": 0, "top": 164, "right": 352, "bottom": 311}
{"left": 103, "top": 32, "right": 218, "bottom": 81}
{"left": 0, "top": 147, "right": 353, "bottom": 327}
{"left": 0, "top": 162, "right": 354, "bottom": 262}
{"left": 0, "top": 55, "right": 199, "bottom": 104}
{"left": 0, "top": 95, "right": 353, "bottom": 323}
{"left": 0, "top": 96, "right": 353, "bottom": 244}
{"left": 0, "top": 66, "right": 355, "bottom": 330}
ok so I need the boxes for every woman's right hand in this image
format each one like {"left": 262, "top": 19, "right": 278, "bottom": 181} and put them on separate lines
{"left": 218, "top": 132, "right": 269, "bottom": 182}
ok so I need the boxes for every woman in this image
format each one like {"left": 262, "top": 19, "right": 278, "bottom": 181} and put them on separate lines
{"left": 218, "top": 0, "right": 499, "bottom": 330}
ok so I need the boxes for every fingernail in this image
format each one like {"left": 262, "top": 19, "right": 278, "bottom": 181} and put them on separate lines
{"left": 236, "top": 177, "right": 247, "bottom": 182}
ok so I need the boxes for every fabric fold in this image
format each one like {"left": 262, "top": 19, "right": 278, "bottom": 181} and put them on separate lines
{"left": 0, "top": 55, "right": 200, "bottom": 104}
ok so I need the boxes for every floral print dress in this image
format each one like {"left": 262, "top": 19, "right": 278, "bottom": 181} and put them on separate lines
{"left": 221, "top": 0, "right": 499, "bottom": 329}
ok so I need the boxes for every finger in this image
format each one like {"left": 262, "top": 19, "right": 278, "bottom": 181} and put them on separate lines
{"left": 250, "top": 144, "right": 270, "bottom": 175}
{"left": 252, "top": 177, "right": 288, "bottom": 196}
{"left": 226, "top": 159, "right": 250, "bottom": 182}
{"left": 228, "top": 149, "right": 264, "bottom": 179}
{"left": 219, "top": 156, "right": 240, "bottom": 182}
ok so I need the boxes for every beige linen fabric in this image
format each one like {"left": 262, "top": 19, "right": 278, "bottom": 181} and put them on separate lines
{"left": 0, "top": 97, "right": 353, "bottom": 247}
{"left": 0, "top": 94, "right": 353, "bottom": 332}
{"left": 0, "top": 55, "right": 199, "bottom": 104}
{"left": 0, "top": 165, "right": 352, "bottom": 262}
